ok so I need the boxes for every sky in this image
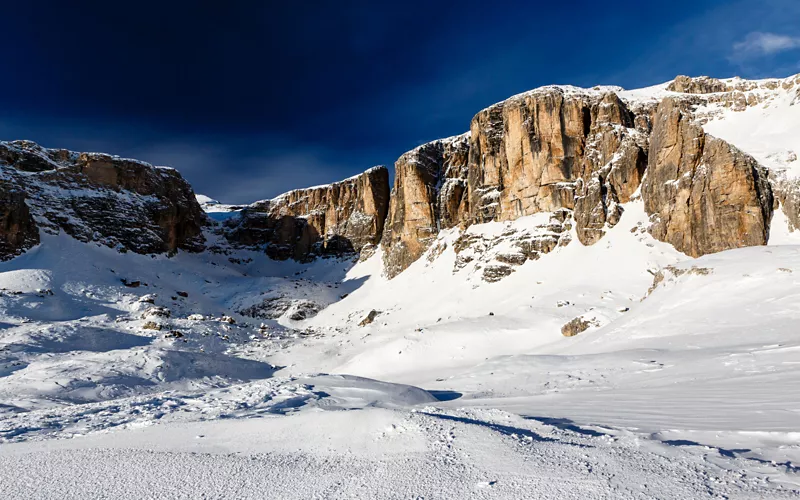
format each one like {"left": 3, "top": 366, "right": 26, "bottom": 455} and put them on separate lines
{"left": 1, "top": 0, "right": 799, "bottom": 203}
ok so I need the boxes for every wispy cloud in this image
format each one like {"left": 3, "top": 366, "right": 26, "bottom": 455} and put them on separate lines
{"left": 733, "top": 31, "right": 800, "bottom": 58}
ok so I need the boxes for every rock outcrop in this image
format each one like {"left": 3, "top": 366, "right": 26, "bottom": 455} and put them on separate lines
{"left": 3, "top": 73, "right": 796, "bottom": 274}
{"left": 0, "top": 181, "right": 39, "bottom": 260}
{"left": 642, "top": 98, "right": 773, "bottom": 257}
{"left": 379, "top": 73, "right": 800, "bottom": 278}
{"left": 0, "top": 140, "right": 206, "bottom": 260}
{"left": 384, "top": 87, "right": 652, "bottom": 277}
{"left": 225, "top": 166, "right": 390, "bottom": 261}
{"left": 667, "top": 75, "right": 728, "bottom": 94}
{"left": 381, "top": 134, "right": 469, "bottom": 278}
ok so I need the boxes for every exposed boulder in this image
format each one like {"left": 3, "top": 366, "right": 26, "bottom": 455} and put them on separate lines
{"left": 358, "top": 309, "right": 380, "bottom": 326}
{"left": 226, "top": 166, "right": 390, "bottom": 261}
{"left": 642, "top": 98, "right": 773, "bottom": 257}
{"left": 561, "top": 316, "right": 598, "bottom": 337}
{"left": 0, "top": 140, "right": 206, "bottom": 256}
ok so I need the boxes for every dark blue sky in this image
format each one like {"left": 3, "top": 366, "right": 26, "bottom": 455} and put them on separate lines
{"left": 2, "top": 0, "right": 799, "bottom": 203}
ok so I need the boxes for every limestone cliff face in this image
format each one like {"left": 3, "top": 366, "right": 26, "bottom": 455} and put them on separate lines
{"left": 2, "top": 73, "right": 794, "bottom": 272}
{"left": 465, "top": 89, "right": 651, "bottom": 245}
{"left": 0, "top": 140, "right": 206, "bottom": 260}
{"left": 383, "top": 87, "right": 651, "bottom": 276}
{"left": 381, "top": 135, "right": 469, "bottom": 278}
{"left": 225, "top": 166, "right": 390, "bottom": 261}
{"left": 642, "top": 98, "right": 773, "bottom": 257}
{"left": 381, "top": 74, "right": 796, "bottom": 278}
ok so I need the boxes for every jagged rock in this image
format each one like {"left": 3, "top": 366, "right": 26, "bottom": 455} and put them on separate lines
{"left": 561, "top": 316, "right": 596, "bottom": 337}
{"left": 770, "top": 174, "right": 800, "bottom": 231}
{"left": 574, "top": 94, "right": 648, "bottom": 244}
{"left": 137, "top": 294, "right": 157, "bottom": 304}
{"left": 467, "top": 88, "right": 586, "bottom": 224}
{"left": 466, "top": 89, "right": 650, "bottom": 246}
{"left": 0, "top": 182, "right": 39, "bottom": 261}
{"left": 482, "top": 264, "right": 514, "bottom": 283}
{"left": 452, "top": 210, "right": 572, "bottom": 281}
{"left": 0, "top": 140, "right": 206, "bottom": 256}
{"left": 381, "top": 134, "right": 469, "bottom": 278}
{"left": 141, "top": 306, "right": 171, "bottom": 319}
{"left": 226, "top": 166, "right": 390, "bottom": 261}
{"left": 358, "top": 309, "right": 380, "bottom": 326}
{"left": 141, "top": 321, "right": 162, "bottom": 331}
{"left": 642, "top": 98, "right": 773, "bottom": 257}
{"left": 286, "top": 300, "right": 322, "bottom": 321}
{"left": 667, "top": 75, "right": 728, "bottom": 94}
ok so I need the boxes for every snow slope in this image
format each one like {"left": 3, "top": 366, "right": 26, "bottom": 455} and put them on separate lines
{"left": 699, "top": 79, "right": 800, "bottom": 177}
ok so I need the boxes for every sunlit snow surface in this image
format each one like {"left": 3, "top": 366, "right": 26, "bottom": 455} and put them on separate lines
{"left": 3, "top": 80, "right": 800, "bottom": 497}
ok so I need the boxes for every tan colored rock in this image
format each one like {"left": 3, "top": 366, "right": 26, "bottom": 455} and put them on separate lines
{"left": 561, "top": 316, "right": 595, "bottom": 337}
{"left": 358, "top": 309, "right": 380, "bottom": 326}
{"left": 381, "top": 135, "right": 469, "bottom": 278}
{"left": 385, "top": 86, "right": 656, "bottom": 277}
{"left": 642, "top": 97, "right": 773, "bottom": 257}
{"left": 467, "top": 89, "right": 588, "bottom": 224}
{"left": 667, "top": 75, "right": 728, "bottom": 94}
{"left": 573, "top": 94, "right": 647, "bottom": 244}
{"left": 227, "top": 166, "right": 390, "bottom": 261}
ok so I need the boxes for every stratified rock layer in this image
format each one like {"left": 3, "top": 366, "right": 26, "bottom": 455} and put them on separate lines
{"left": 642, "top": 98, "right": 773, "bottom": 257}
{"left": 382, "top": 73, "right": 798, "bottom": 277}
{"left": 225, "top": 166, "right": 390, "bottom": 261}
{"left": 381, "top": 134, "right": 469, "bottom": 278}
{"left": 0, "top": 140, "right": 206, "bottom": 260}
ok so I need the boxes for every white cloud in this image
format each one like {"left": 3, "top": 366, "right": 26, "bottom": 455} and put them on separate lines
{"left": 733, "top": 31, "right": 800, "bottom": 57}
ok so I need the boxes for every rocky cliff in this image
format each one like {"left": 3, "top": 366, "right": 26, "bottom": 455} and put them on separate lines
{"left": 0, "top": 140, "right": 206, "bottom": 260}
{"left": 2, "top": 74, "right": 797, "bottom": 274}
{"left": 381, "top": 134, "right": 470, "bottom": 278}
{"left": 642, "top": 97, "right": 773, "bottom": 256}
{"left": 223, "top": 166, "right": 390, "bottom": 261}
{"left": 381, "top": 73, "right": 799, "bottom": 277}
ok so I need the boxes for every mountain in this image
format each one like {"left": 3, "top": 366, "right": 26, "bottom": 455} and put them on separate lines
{"left": 1, "top": 74, "right": 800, "bottom": 498}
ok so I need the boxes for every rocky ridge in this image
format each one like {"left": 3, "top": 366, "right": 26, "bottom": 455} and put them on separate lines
{"left": 1, "top": 74, "right": 798, "bottom": 278}
{"left": 0, "top": 140, "right": 206, "bottom": 260}
{"left": 220, "top": 166, "right": 390, "bottom": 261}
{"left": 381, "top": 73, "right": 800, "bottom": 276}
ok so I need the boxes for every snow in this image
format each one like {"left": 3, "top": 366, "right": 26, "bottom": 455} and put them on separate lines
{"left": 3, "top": 76, "right": 800, "bottom": 498}
{"left": 700, "top": 83, "right": 800, "bottom": 177}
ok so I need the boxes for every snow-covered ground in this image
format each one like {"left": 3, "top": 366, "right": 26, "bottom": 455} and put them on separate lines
{"left": 3, "top": 76, "right": 800, "bottom": 498}
{"left": 2, "top": 200, "right": 799, "bottom": 498}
